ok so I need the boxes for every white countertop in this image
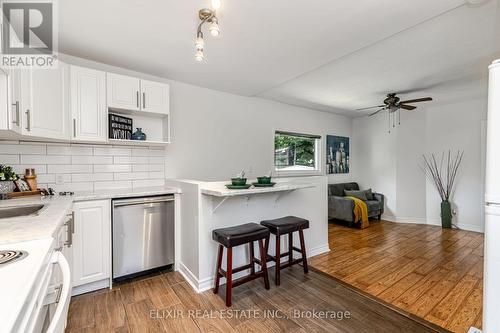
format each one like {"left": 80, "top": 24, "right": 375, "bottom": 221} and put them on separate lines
{"left": 0, "top": 186, "right": 181, "bottom": 245}
{"left": 0, "top": 195, "right": 74, "bottom": 245}
{"left": 200, "top": 182, "right": 314, "bottom": 197}
{"left": 72, "top": 185, "right": 181, "bottom": 201}
{"left": 0, "top": 238, "right": 54, "bottom": 333}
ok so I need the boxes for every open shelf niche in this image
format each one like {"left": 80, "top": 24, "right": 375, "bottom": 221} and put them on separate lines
{"left": 107, "top": 108, "right": 170, "bottom": 146}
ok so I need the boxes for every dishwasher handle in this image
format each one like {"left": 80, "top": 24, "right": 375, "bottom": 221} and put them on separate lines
{"left": 113, "top": 196, "right": 174, "bottom": 207}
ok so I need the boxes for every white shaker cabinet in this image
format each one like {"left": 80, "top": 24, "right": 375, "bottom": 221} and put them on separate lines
{"left": 140, "top": 79, "right": 169, "bottom": 114}
{"left": 72, "top": 200, "right": 111, "bottom": 288}
{"left": 107, "top": 73, "right": 169, "bottom": 115}
{"left": 70, "top": 66, "right": 107, "bottom": 141}
{"left": 106, "top": 73, "right": 141, "bottom": 111}
{"left": 10, "top": 63, "right": 70, "bottom": 140}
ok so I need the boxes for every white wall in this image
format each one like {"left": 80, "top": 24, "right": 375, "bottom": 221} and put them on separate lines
{"left": 165, "top": 81, "right": 353, "bottom": 182}
{"left": 353, "top": 92, "right": 487, "bottom": 232}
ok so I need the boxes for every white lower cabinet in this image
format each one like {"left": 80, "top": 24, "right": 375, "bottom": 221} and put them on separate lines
{"left": 72, "top": 200, "right": 111, "bottom": 292}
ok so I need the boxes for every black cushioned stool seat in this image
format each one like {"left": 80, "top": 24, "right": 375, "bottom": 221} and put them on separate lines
{"left": 212, "top": 223, "right": 270, "bottom": 307}
{"left": 212, "top": 223, "right": 270, "bottom": 248}
{"left": 260, "top": 216, "right": 309, "bottom": 286}
{"left": 261, "top": 216, "right": 309, "bottom": 235}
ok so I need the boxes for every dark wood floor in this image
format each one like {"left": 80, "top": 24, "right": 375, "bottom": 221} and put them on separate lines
{"left": 309, "top": 220, "right": 484, "bottom": 333}
{"left": 65, "top": 265, "right": 446, "bottom": 332}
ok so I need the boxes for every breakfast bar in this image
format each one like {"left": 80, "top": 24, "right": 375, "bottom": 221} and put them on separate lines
{"left": 167, "top": 176, "right": 330, "bottom": 292}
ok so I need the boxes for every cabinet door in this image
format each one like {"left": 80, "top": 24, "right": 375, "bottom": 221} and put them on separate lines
{"left": 140, "top": 79, "right": 169, "bottom": 114}
{"left": 0, "top": 71, "right": 8, "bottom": 131}
{"left": 8, "top": 69, "right": 23, "bottom": 133}
{"left": 70, "top": 66, "right": 107, "bottom": 141}
{"left": 72, "top": 200, "right": 111, "bottom": 287}
{"left": 21, "top": 63, "right": 70, "bottom": 139}
{"left": 107, "top": 73, "right": 140, "bottom": 111}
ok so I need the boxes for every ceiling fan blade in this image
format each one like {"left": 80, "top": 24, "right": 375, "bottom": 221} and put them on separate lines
{"left": 369, "top": 108, "right": 385, "bottom": 117}
{"left": 356, "top": 105, "right": 385, "bottom": 111}
{"left": 399, "top": 97, "right": 433, "bottom": 104}
{"left": 399, "top": 104, "right": 417, "bottom": 110}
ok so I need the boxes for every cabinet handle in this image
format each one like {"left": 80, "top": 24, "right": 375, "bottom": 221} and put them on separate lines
{"left": 25, "top": 109, "right": 30, "bottom": 131}
{"left": 11, "top": 101, "right": 19, "bottom": 125}
{"left": 143, "top": 92, "right": 146, "bottom": 109}
{"left": 73, "top": 119, "right": 76, "bottom": 137}
{"left": 136, "top": 91, "right": 139, "bottom": 108}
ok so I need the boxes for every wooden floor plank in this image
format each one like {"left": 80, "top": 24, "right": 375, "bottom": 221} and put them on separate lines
{"left": 66, "top": 265, "right": 442, "bottom": 333}
{"left": 310, "top": 221, "right": 484, "bottom": 333}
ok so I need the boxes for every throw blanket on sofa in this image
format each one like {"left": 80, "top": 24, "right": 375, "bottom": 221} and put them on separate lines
{"left": 346, "top": 196, "right": 369, "bottom": 229}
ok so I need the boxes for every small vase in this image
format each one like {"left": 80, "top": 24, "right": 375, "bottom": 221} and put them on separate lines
{"left": 131, "top": 128, "right": 147, "bottom": 141}
{"left": 441, "top": 200, "right": 452, "bottom": 228}
{"left": 0, "top": 181, "right": 15, "bottom": 194}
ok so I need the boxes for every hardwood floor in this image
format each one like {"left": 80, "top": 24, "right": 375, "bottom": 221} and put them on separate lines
{"left": 66, "top": 265, "right": 447, "bottom": 333}
{"left": 309, "top": 220, "right": 484, "bottom": 333}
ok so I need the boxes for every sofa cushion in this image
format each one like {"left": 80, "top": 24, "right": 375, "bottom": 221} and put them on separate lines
{"left": 366, "top": 200, "right": 381, "bottom": 212}
{"left": 344, "top": 190, "right": 367, "bottom": 201}
{"left": 364, "top": 188, "right": 374, "bottom": 200}
{"left": 329, "top": 182, "right": 359, "bottom": 196}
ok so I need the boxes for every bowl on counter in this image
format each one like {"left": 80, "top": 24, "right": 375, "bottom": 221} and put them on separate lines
{"left": 256, "top": 176, "right": 272, "bottom": 184}
{"left": 231, "top": 178, "right": 247, "bottom": 186}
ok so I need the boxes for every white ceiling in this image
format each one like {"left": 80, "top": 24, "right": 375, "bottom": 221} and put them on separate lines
{"left": 58, "top": 0, "right": 500, "bottom": 116}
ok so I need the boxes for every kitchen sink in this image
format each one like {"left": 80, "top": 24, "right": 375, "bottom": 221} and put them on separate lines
{"left": 0, "top": 204, "right": 45, "bottom": 219}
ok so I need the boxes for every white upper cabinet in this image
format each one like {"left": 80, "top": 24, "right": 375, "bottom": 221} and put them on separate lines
{"left": 0, "top": 71, "right": 8, "bottom": 131}
{"left": 70, "top": 66, "right": 107, "bottom": 142}
{"left": 107, "top": 73, "right": 169, "bottom": 115}
{"left": 8, "top": 69, "right": 24, "bottom": 134}
{"left": 20, "top": 62, "right": 70, "bottom": 140}
{"left": 141, "top": 79, "right": 169, "bottom": 115}
{"left": 107, "top": 73, "right": 141, "bottom": 111}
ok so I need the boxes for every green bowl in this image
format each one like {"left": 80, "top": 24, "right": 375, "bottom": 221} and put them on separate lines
{"left": 257, "top": 176, "right": 272, "bottom": 184}
{"left": 231, "top": 178, "right": 247, "bottom": 186}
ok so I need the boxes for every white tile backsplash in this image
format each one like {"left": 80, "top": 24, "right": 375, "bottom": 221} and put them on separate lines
{"left": 93, "top": 164, "right": 131, "bottom": 173}
{"left": 1, "top": 141, "right": 166, "bottom": 191}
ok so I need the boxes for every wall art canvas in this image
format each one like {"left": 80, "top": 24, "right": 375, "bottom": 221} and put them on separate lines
{"left": 326, "top": 135, "right": 350, "bottom": 174}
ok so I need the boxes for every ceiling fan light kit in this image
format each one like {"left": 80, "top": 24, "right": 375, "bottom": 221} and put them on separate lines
{"left": 357, "top": 93, "right": 433, "bottom": 133}
{"left": 195, "top": 1, "right": 221, "bottom": 62}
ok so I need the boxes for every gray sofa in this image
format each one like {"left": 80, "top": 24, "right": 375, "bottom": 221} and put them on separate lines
{"left": 328, "top": 182, "right": 384, "bottom": 224}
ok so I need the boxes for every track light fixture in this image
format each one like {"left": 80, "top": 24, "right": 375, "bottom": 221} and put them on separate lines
{"left": 195, "top": 1, "right": 221, "bottom": 61}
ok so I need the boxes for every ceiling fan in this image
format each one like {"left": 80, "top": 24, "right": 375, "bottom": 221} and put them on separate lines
{"left": 357, "top": 93, "right": 433, "bottom": 117}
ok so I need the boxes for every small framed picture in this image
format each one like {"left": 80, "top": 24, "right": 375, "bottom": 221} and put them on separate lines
{"left": 14, "top": 179, "right": 32, "bottom": 192}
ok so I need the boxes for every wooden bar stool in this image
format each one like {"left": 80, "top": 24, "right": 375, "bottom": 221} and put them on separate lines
{"left": 260, "top": 216, "right": 309, "bottom": 286}
{"left": 212, "top": 223, "right": 270, "bottom": 306}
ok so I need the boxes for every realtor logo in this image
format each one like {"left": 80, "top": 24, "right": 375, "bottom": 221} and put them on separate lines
{"left": 1, "top": 0, "right": 58, "bottom": 68}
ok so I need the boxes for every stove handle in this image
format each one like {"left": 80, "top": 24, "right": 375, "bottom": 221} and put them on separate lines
{"left": 46, "top": 252, "right": 71, "bottom": 333}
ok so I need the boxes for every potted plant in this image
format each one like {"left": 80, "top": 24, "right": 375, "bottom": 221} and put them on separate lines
{"left": 421, "top": 151, "right": 464, "bottom": 228}
{"left": 0, "top": 165, "right": 19, "bottom": 194}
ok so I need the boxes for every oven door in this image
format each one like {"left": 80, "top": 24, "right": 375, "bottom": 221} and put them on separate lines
{"left": 28, "top": 251, "right": 71, "bottom": 333}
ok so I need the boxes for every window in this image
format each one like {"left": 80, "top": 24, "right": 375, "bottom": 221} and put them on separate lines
{"left": 274, "top": 131, "right": 321, "bottom": 174}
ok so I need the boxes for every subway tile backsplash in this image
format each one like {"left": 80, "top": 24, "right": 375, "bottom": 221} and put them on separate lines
{"left": 0, "top": 141, "right": 166, "bottom": 192}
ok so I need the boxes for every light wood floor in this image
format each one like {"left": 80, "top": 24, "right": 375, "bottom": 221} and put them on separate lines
{"left": 65, "top": 265, "right": 446, "bottom": 333}
{"left": 309, "top": 220, "right": 484, "bottom": 333}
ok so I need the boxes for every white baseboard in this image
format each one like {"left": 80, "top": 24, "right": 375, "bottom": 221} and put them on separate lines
{"left": 381, "top": 215, "right": 484, "bottom": 233}
{"left": 178, "top": 243, "right": 331, "bottom": 293}
{"left": 71, "top": 279, "right": 110, "bottom": 296}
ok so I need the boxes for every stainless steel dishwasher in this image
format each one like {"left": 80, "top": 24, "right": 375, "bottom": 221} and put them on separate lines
{"left": 112, "top": 195, "right": 174, "bottom": 279}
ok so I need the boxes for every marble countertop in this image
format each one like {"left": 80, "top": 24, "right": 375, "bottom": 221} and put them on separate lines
{"left": 72, "top": 186, "right": 181, "bottom": 201}
{"left": 0, "top": 195, "right": 74, "bottom": 245}
{"left": 200, "top": 182, "right": 315, "bottom": 197}
{"left": 0, "top": 186, "right": 181, "bottom": 245}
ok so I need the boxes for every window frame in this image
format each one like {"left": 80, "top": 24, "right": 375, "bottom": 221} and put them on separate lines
{"left": 272, "top": 130, "right": 322, "bottom": 177}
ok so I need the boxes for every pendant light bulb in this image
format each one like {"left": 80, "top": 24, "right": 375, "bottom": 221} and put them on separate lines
{"left": 209, "top": 21, "right": 220, "bottom": 37}
{"left": 211, "top": 0, "right": 221, "bottom": 10}
{"left": 195, "top": 49, "right": 204, "bottom": 62}
{"left": 195, "top": 35, "right": 204, "bottom": 50}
